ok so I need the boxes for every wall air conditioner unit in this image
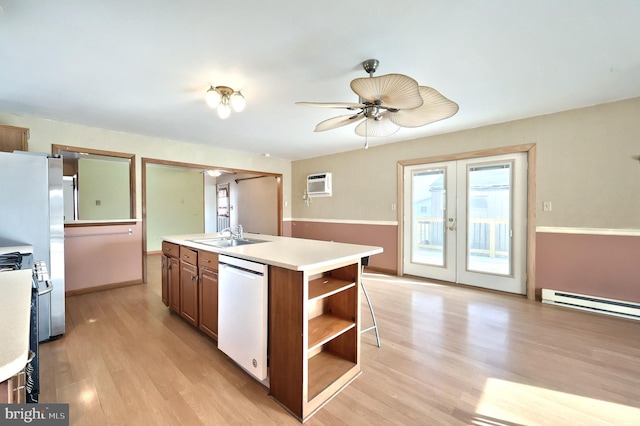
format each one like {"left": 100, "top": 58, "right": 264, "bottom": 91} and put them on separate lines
{"left": 307, "top": 173, "right": 332, "bottom": 197}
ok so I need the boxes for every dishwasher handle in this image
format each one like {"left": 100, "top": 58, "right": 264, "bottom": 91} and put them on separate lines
{"left": 220, "top": 262, "right": 263, "bottom": 279}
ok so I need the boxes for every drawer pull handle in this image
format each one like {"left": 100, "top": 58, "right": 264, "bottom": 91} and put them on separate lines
{"left": 203, "top": 259, "right": 210, "bottom": 263}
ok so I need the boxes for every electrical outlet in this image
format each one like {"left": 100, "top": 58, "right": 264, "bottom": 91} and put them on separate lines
{"left": 543, "top": 201, "right": 552, "bottom": 212}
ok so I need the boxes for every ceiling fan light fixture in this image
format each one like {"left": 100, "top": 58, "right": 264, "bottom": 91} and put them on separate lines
{"left": 355, "top": 115, "right": 399, "bottom": 137}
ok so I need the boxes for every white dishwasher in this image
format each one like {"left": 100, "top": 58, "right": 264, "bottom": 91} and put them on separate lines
{"left": 218, "top": 254, "right": 269, "bottom": 382}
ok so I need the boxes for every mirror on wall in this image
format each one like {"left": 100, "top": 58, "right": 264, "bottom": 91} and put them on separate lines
{"left": 52, "top": 145, "right": 135, "bottom": 222}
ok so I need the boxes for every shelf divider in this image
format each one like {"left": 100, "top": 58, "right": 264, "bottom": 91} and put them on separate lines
{"left": 308, "top": 314, "right": 355, "bottom": 351}
{"left": 308, "top": 276, "right": 355, "bottom": 302}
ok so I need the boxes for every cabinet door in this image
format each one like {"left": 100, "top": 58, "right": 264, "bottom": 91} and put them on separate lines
{"left": 199, "top": 267, "right": 218, "bottom": 340}
{"left": 0, "top": 369, "right": 26, "bottom": 403}
{"left": 0, "top": 125, "right": 29, "bottom": 153}
{"left": 169, "top": 257, "right": 180, "bottom": 313}
{"left": 180, "top": 261, "right": 199, "bottom": 327}
{"left": 161, "top": 255, "right": 169, "bottom": 307}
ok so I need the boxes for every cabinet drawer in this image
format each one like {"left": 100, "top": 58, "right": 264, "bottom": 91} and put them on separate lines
{"left": 180, "top": 246, "right": 198, "bottom": 265}
{"left": 162, "top": 241, "right": 179, "bottom": 258}
{"left": 199, "top": 250, "right": 218, "bottom": 270}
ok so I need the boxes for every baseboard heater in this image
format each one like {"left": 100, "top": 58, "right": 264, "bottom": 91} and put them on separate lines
{"left": 542, "top": 289, "right": 640, "bottom": 321}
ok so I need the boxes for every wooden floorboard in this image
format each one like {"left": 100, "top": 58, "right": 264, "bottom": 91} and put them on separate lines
{"left": 39, "top": 255, "right": 640, "bottom": 425}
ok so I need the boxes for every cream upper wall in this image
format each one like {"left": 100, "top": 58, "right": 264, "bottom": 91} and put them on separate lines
{"left": 0, "top": 112, "right": 293, "bottom": 220}
{"left": 146, "top": 165, "right": 204, "bottom": 251}
{"left": 4, "top": 95, "right": 640, "bottom": 231}
{"left": 292, "top": 97, "right": 640, "bottom": 229}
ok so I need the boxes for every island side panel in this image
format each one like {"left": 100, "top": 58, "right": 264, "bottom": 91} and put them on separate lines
{"left": 268, "top": 265, "right": 305, "bottom": 419}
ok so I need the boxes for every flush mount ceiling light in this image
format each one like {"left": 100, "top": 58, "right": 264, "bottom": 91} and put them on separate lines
{"left": 204, "top": 169, "right": 233, "bottom": 177}
{"left": 205, "top": 85, "right": 246, "bottom": 119}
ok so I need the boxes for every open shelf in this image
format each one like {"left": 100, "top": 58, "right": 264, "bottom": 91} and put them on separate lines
{"left": 308, "top": 276, "right": 355, "bottom": 302}
{"left": 268, "top": 261, "right": 361, "bottom": 421}
{"left": 308, "top": 314, "right": 355, "bottom": 351}
{"left": 308, "top": 351, "right": 356, "bottom": 401}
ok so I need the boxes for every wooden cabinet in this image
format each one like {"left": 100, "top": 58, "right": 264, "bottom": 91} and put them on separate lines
{"left": 269, "top": 260, "right": 360, "bottom": 421}
{"left": 163, "top": 243, "right": 217, "bottom": 339}
{"left": 161, "top": 242, "right": 180, "bottom": 310}
{"left": 0, "top": 368, "right": 26, "bottom": 404}
{"left": 169, "top": 257, "right": 181, "bottom": 313}
{"left": 0, "top": 125, "right": 29, "bottom": 153}
{"left": 179, "top": 246, "right": 199, "bottom": 327}
{"left": 198, "top": 250, "right": 219, "bottom": 340}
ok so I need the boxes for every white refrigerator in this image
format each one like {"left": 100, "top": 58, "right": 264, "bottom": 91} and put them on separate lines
{"left": 0, "top": 151, "right": 65, "bottom": 341}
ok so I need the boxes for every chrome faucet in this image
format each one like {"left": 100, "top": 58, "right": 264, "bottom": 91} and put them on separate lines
{"left": 221, "top": 224, "right": 244, "bottom": 240}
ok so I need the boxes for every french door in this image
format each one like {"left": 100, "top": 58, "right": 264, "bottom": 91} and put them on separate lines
{"left": 402, "top": 153, "right": 528, "bottom": 294}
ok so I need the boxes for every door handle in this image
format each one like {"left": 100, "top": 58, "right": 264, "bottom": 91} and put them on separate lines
{"left": 448, "top": 217, "right": 456, "bottom": 231}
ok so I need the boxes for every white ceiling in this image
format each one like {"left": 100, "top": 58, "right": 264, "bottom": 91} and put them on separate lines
{"left": 1, "top": 1, "right": 640, "bottom": 160}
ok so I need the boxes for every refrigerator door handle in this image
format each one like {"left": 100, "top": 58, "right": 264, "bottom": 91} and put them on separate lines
{"left": 38, "top": 280, "right": 54, "bottom": 296}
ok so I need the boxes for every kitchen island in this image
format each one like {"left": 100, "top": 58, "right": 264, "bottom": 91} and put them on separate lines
{"left": 161, "top": 233, "right": 383, "bottom": 422}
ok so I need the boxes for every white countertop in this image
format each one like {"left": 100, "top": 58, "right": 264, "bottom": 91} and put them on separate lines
{"left": 164, "top": 233, "right": 383, "bottom": 272}
{"left": 0, "top": 269, "right": 33, "bottom": 382}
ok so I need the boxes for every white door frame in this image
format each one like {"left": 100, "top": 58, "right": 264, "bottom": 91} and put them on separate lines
{"left": 397, "top": 144, "right": 537, "bottom": 300}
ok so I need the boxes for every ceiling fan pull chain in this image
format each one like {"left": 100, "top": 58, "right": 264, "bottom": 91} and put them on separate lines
{"left": 364, "top": 119, "right": 369, "bottom": 149}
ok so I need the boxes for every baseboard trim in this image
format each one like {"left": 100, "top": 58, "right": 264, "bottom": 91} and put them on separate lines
{"left": 364, "top": 266, "right": 397, "bottom": 276}
{"left": 66, "top": 279, "right": 144, "bottom": 296}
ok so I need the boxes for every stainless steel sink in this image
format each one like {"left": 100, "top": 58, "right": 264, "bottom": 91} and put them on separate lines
{"left": 190, "top": 237, "right": 268, "bottom": 248}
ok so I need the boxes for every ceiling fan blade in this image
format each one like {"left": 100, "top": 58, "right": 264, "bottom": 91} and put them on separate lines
{"left": 354, "top": 114, "right": 400, "bottom": 137}
{"left": 388, "top": 86, "right": 459, "bottom": 128}
{"left": 296, "top": 101, "right": 364, "bottom": 109}
{"left": 314, "top": 113, "right": 364, "bottom": 132}
{"left": 350, "top": 74, "right": 423, "bottom": 110}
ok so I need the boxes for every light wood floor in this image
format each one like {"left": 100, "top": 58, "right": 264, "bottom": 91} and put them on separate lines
{"left": 40, "top": 255, "right": 640, "bottom": 425}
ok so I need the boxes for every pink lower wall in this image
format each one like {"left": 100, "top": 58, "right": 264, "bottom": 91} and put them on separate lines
{"left": 64, "top": 222, "right": 143, "bottom": 294}
{"left": 536, "top": 231, "right": 640, "bottom": 303}
{"left": 282, "top": 220, "right": 293, "bottom": 238}
{"left": 287, "top": 220, "right": 397, "bottom": 273}
{"left": 288, "top": 222, "right": 640, "bottom": 304}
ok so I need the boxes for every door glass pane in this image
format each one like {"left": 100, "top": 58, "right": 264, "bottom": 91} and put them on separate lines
{"left": 467, "top": 163, "right": 511, "bottom": 275}
{"left": 412, "top": 168, "right": 446, "bottom": 266}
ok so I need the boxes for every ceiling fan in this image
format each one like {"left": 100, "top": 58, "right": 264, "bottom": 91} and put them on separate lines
{"left": 297, "top": 59, "right": 459, "bottom": 144}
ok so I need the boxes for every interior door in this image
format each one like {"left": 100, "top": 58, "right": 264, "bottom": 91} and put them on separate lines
{"left": 403, "top": 153, "right": 527, "bottom": 294}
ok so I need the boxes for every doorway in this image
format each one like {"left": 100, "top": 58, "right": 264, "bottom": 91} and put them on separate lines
{"left": 402, "top": 152, "right": 528, "bottom": 294}
{"left": 141, "top": 157, "right": 283, "bottom": 282}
